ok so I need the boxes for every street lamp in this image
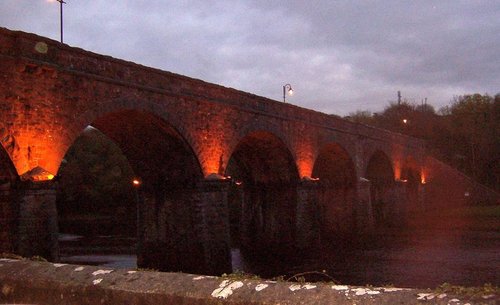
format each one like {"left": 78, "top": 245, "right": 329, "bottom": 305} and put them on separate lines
{"left": 132, "top": 178, "right": 141, "bottom": 187}
{"left": 49, "top": 0, "right": 66, "bottom": 43}
{"left": 283, "top": 83, "right": 293, "bottom": 103}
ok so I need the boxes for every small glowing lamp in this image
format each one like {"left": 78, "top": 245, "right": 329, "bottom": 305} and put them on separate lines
{"left": 283, "top": 83, "right": 294, "bottom": 102}
{"left": 132, "top": 178, "right": 141, "bottom": 186}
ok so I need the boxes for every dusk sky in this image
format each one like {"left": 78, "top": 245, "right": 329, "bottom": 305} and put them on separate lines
{"left": 1, "top": 1, "right": 498, "bottom": 116}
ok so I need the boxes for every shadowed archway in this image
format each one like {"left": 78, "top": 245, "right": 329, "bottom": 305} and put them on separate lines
{"left": 366, "top": 151, "right": 394, "bottom": 227}
{"left": 57, "top": 109, "right": 205, "bottom": 273}
{"left": 56, "top": 127, "right": 137, "bottom": 268}
{"left": 225, "top": 131, "right": 300, "bottom": 261}
{"left": 312, "top": 143, "right": 357, "bottom": 244}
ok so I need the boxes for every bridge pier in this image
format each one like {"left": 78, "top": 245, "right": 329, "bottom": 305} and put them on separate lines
{"left": 0, "top": 181, "right": 15, "bottom": 253}
{"left": 137, "top": 178, "right": 232, "bottom": 276}
{"left": 192, "top": 178, "right": 232, "bottom": 275}
{"left": 296, "top": 179, "right": 320, "bottom": 250}
{"left": 389, "top": 180, "right": 409, "bottom": 227}
{"left": 418, "top": 183, "right": 426, "bottom": 211}
{"left": 15, "top": 181, "right": 59, "bottom": 261}
{"left": 354, "top": 178, "right": 373, "bottom": 233}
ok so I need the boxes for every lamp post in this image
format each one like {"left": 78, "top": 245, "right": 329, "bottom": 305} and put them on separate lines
{"left": 50, "top": 0, "right": 66, "bottom": 43}
{"left": 283, "top": 83, "right": 293, "bottom": 103}
{"left": 132, "top": 177, "right": 143, "bottom": 257}
{"left": 57, "top": 0, "right": 66, "bottom": 43}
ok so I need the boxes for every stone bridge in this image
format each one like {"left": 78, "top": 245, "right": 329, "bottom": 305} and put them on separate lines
{"left": 0, "top": 28, "right": 434, "bottom": 275}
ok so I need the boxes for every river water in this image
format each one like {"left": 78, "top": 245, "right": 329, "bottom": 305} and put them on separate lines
{"left": 59, "top": 207, "right": 499, "bottom": 289}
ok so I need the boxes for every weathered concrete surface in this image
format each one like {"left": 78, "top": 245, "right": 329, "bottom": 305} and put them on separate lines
{"left": 0, "top": 259, "right": 497, "bottom": 305}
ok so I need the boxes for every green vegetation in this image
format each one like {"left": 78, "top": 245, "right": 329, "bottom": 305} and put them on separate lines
{"left": 221, "top": 270, "right": 261, "bottom": 281}
{"left": 0, "top": 253, "right": 47, "bottom": 262}
{"left": 220, "top": 270, "right": 340, "bottom": 284}
{"left": 0, "top": 253, "right": 23, "bottom": 260}
{"left": 136, "top": 267, "right": 159, "bottom": 272}
{"left": 347, "top": 93, "right": 500, "bottom": 192}
{"left": 286, "top": 270, "right": 340, "bottom": 284}
{"left": 435, "top": 283, "right": 498, "bottom": 298}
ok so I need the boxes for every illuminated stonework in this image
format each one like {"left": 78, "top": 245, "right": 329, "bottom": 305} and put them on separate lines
{"left": 20, "top": 166, "right": 55, "bottom": 182}
{"left": 297, "top": 159, "right": 314, "bottom": 179}
{"left": 420, "top": 171, "right": 427, "bottom": 184}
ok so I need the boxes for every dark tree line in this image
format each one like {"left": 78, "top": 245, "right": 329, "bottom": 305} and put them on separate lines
{"left": 346, "top": 93, "right": 500, "bottom": 191}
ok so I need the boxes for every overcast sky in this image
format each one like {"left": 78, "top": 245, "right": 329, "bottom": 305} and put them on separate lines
{"left": 1, "top": 1, "right": 498, "bottom": 116}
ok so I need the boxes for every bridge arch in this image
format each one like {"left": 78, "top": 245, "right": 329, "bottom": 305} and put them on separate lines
{"left": 362, "top": 143, "right": 394, "bottom": 175}
{"left": 225, "top": 130, "right": 300, "bottom": 260}
{"left": 90, "top": 109, "right": 203, "bottom": 186}
{"left": 57, "top": 107, "right": 205, "bottom": 273}
{"left": 67, "top": 98, "right": 203, "bottom": 176}
{"left": 224, "top": 120, "right": 294, "bottom": 174}
{"left": 312, "top": 142, "right": 357, "bottom": 243}
{"left": 365, "top": 150, "right": 395, "bottom": 227}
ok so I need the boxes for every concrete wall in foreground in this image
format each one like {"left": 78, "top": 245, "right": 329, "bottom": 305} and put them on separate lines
{"left": 0, "top": 259, "right": 496, "bottom": 305}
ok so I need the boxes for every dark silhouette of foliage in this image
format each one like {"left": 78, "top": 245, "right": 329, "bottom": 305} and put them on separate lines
{"left": 346, "top": 93, "right": 499, "bottom": 191}
{"left": 345, "top": 110, "right": 375, "bottom": 125}
{"left": 447, "top": 94, "right": 499, "bottom": 189}
{"left": 57, "top": 127, "right": 137, "bottom": 235}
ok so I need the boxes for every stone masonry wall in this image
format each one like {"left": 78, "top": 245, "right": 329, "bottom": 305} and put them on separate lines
{"left": 0, "top": 27, "right": 425, "bottom": 180}
{"left": 15, "top": 181, "right": 58, "bottom": 261}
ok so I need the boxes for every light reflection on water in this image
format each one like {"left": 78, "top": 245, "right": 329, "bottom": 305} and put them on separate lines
{"left": 61, "top": 253, "right": 137, "bottom": 268}
{"left": 60, "top": 245, "right": 244, "bottom": 271}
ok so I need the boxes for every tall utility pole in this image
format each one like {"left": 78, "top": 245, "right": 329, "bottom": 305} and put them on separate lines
{"left": 397, "top": 91, "right": 401, "bottom": 105}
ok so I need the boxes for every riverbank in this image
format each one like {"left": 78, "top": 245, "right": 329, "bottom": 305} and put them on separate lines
{"left": 0, "top": 258, "right": 497, "bottom": 305}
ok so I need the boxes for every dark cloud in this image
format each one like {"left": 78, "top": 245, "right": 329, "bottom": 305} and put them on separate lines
{"left": 1, "top": 0, "right": 498, "bottom": 115}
